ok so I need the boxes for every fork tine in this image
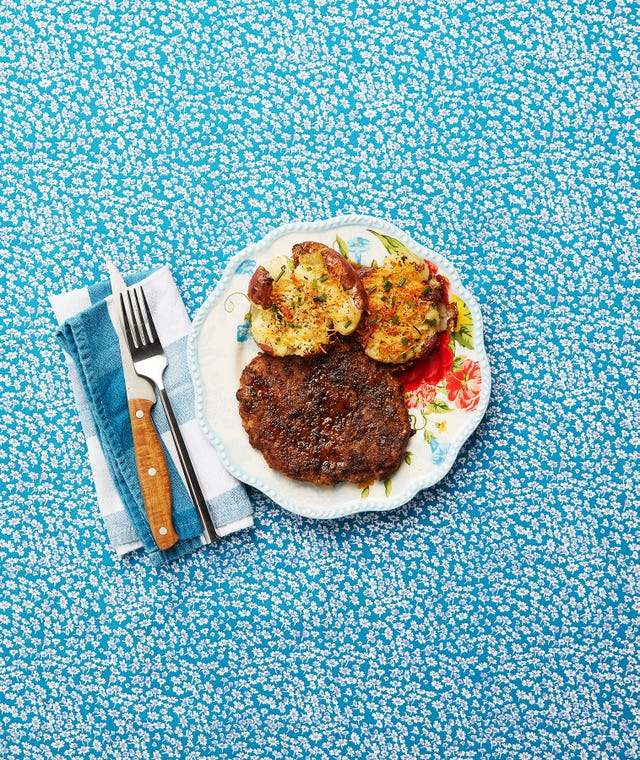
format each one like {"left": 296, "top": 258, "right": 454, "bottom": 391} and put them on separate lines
{"left": 119, "top": 293, "right": 137, "bottom": 350}
{"left": 140, "top": 288, "right": 158, "bottom": 343}
{"left": 133, "top": 288, "right": 151, "bottom": 346}
{"left": 126, "top": 290, "right": 142, "bottom": 348}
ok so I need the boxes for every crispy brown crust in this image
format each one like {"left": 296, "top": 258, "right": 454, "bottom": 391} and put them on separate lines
{"left": 236, "top": 341, "right": 412, "bottom": 486}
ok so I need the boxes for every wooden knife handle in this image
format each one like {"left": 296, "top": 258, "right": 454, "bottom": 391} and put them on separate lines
{"left": 128, "top": 398, "right": 179, "bottom": 550}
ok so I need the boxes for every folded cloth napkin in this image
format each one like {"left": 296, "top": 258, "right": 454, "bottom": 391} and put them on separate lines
{"left": 50, "top": 265, "right": 253, "bottom": 566}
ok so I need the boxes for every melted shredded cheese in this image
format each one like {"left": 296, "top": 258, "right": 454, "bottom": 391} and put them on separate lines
{"left": 250, "top": 251, "right": 362, "bottom": 356}
{"left": 358, "top": 252, "right": 442, "bottom": 364}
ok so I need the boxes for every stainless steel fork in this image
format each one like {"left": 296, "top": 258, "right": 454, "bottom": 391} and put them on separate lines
{"left": 120, "top": 286, "right": 217, "bottom": 545}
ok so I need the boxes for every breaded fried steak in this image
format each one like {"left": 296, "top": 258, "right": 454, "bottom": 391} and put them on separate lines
{"left": 236, "top": 342, "right": 412, "bottom": 486}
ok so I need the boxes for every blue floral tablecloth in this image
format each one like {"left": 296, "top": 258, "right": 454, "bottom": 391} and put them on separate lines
{"left": 1, "top": 1, "right": 638, "bottom": 758}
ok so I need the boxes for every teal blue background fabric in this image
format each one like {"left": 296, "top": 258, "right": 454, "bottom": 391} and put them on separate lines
{"left": 1, "top": 1, "right": 638, "bottom": 758}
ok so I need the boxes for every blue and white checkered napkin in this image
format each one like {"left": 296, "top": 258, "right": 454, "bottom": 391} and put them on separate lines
{"left": 50, "top": 265, "right": 253, "bottom": 566}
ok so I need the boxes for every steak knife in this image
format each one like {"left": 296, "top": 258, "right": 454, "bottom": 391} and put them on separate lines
{"left": 108, "top": 263, "right": 179, "bottom": 550}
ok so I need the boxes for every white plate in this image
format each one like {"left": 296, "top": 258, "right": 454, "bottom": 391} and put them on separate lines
{"left": 188, "top": 215, "right": 491, "bottom": 519}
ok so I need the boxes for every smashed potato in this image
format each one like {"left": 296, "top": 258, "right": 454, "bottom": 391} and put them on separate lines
{"left": 355, "top": 250, "right": 457, "bottom": 365}
{"left": 248, "top": 241, "right": 366, "bottom": 357}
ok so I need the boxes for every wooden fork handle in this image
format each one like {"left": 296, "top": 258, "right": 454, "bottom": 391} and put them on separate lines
{"left": 128, "top": 398, "right": 179, "bottom": 550}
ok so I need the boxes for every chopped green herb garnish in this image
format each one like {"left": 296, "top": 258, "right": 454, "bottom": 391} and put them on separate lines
{"left": 314, "top": 293, "right": 328, "bottom": 302}
{"left": 367, "top": 285, "right": 377, "bottom": 294}
{"left": 319, "top": 274, "right": 329, "bottom": 283}
{"left": 383, "top": 280, "right": 393, "bottom": 292}
{"left": 401, "top": 336, "right": 408, "bottom": 345}
{"left": 275, "top": 265, "right": 286, "bottom": 283}
{"left": 391, "top": 314, "right": 399, "bottom": 324}
{"left": 344, "top": 320, "right": 352, "bottom": 329}
{"left": 397, "top": 277, "right": 406, "bottom": 287}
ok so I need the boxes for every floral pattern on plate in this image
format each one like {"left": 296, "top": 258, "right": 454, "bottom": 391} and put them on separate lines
{"left": 189, "top": 214, "right": 491, "bottom": 519}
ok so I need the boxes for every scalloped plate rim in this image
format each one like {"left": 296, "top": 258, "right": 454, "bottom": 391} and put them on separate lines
{"left": 187, "top": 214, "right": 491, "bottom": 520}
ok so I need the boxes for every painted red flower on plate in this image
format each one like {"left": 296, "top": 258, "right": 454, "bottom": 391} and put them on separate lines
{"left": 444, "top": 358, "right": 482, "bottom": 411}
{"left": 405, "top": 380, "right": 437, "bottom": 408}
{"left": 399, "top": 332, "right": 455, "bottom": 393}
